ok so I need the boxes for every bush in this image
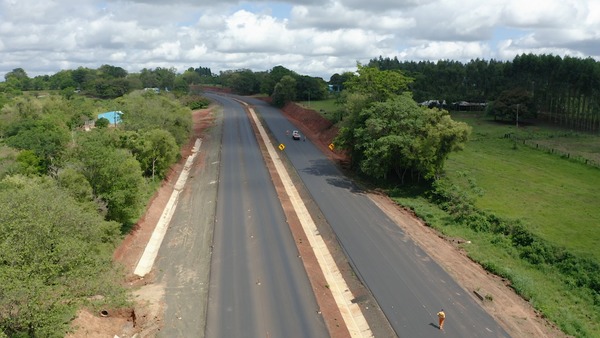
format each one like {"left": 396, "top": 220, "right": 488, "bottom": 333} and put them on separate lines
{"left": 95, "top": 117, "right": 110, "bottom": 128}
{"left": 509, "top": 224, "right": 535, "bottom": 247}
{"left": 180, "top": 95, "right": 210, "bottom": 110}
{"left": 0, "top": 175, "right": 126, "bottom": 337}
{"left": 479, "top": 260, "right": 506, "bottom": 278}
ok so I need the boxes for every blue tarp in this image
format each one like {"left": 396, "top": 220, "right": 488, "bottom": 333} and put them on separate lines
{"left": 97, "top": 111, "right": 123, "bottom": 125}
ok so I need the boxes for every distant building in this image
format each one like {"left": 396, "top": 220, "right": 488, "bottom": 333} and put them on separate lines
{"left": 451, "top": 101, "right": 487, "bottom": 111}
{"left": 420, "top": 99, "right": 445, "bottom": 107}
{"left": 97, "top": 111, "right": 123, "bottom": 125}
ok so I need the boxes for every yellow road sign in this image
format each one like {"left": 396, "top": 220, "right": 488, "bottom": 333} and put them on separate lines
{"left": 328, "top": 143, "right": 334, "bottom": 151}
{"left": 279, "top": 144, "right": 285, "bottom": 151}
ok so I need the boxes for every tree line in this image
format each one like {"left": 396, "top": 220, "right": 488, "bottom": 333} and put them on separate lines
{"left": 3, "top": 53, "right": 599, "bottom": 134}
{"left": 368, "top": 54, "right": 600, "bottom": 132}
{"left": 1, "top": 64, "right": 330, "bottom": 107}
{"left": 2, "top": 65, "right": 217, "bottom": 99}
{"left": 215, "top": 65, "right": 330, "bottom": 106}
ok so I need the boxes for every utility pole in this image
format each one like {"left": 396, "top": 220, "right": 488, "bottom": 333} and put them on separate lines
{"left": 516, "top": 104, "right": 519, "bottom": 128}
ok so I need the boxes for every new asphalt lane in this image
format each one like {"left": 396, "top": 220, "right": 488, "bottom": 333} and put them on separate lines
{"left": 238, "top": 95, "right": 510, "bottom": 337}
{"left": 203, "top": 94, "right": 329, "bottom": 337}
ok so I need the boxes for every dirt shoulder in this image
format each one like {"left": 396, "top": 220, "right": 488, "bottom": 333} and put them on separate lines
{"left": 68, "top": 107, "right": 214, "bottom": 338}
{"left": 279, "top": 101, "right": 567, "bottom": 338}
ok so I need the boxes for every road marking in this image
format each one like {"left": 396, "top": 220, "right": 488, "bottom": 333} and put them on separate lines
{"left": 134, "top": 139, "right": 202, "bottom": 277}
{"left": 242, "top": 102, "right": 373, "bottom": 338}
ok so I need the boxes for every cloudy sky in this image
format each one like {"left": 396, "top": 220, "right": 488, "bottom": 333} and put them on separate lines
{"left": 1, "top": 0, "right": 598, "bottom": 81}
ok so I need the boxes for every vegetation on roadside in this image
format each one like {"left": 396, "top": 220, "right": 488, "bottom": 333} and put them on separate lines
{"left": 297, "top": 98, "right": 341, "bottom": 122}
{"left": 334, "top": 64, "right": 471, "bottom": 183}
{"left": 0, "top": 89, "right": 191, "bottom": 336}
{"left": 0, "top": 175, "right": 128, "bottom": 337}
{"left": 380, "top": 115, "right": 600, "bottom": 337}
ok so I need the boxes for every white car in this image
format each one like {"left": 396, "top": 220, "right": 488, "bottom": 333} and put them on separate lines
{"left": 292, "top": 130, "right": 301, "bottom": 140}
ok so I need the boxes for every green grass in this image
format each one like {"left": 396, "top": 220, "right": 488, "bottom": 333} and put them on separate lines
{"left": 388, "top": 113, "right": 600, "bottom": 337}
{"left": 297, "top": 98, "right": 342, "bottom": 122}
{"left": 446, "top": 115, "right": 600, "bottom": 261}
{"left": 465, "top": 231, "right": 600, "bottom": 337}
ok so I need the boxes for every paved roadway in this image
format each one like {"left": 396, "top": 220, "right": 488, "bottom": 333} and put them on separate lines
{"left": 152, "top": 90, "right": 510, "bottom": 337}
{"left": 203, "top": 94, "right": 328, "bottom": 337}
{"left": 153, "top": 94, "right": 327, "bottom": 337}
{"left": 235, "top": 95, "right": 510, "bottom": 338}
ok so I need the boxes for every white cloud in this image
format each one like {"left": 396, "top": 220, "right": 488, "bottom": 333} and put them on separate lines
{"left": 0, "top": 0, "right": 598, "bottom": 80}
{"left": 214, "top": 10, "right": 293, "bottom": 53}
{"left": 500, "top": 0, "right": 582, "bottom": 28}
{"left": 402, "top": 41, "right": 492, "bottom": 61}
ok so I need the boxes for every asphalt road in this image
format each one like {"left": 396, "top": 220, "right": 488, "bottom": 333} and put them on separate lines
{"left": 203, "top": 94, "right": 328, "bottom": 337}
{"left": 236, "top": 96, "right": 511, "bottom": 338}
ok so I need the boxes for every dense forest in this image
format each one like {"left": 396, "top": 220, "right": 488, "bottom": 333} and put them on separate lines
{"left": 368, "top": 54, "right": 600, "bottom": 132}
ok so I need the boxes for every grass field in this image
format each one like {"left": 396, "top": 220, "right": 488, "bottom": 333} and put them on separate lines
{"left": 425, "top": 113, "right": 600, "bottom": 337}
{"left": 446, "top": 114, "right": 600, "bottom": 261}
{"left": 298, "top": 98, "right": 341, "bottom": 122}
